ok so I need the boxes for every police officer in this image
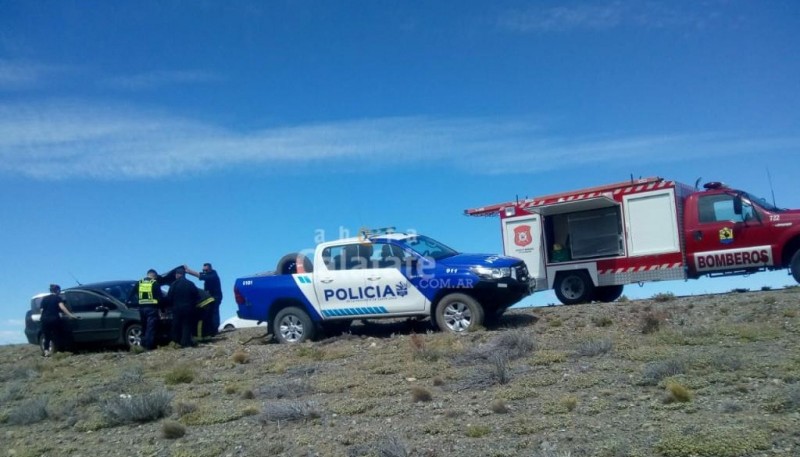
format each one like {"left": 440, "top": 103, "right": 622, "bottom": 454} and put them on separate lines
{"left": 135, "top": 269, "right": 163, "bottom": 350}
{"left": 168, "top": 267, "right": 200, "bottom": 347}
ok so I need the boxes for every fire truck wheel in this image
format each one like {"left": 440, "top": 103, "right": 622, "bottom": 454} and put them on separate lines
{"left": 554, "top": 271, "right": 594, "bottom": 305}
{"left": 273, "top": 307, "right": 316, "bottom": 344}
{"left": 435, "top": 293, "right": 484, "bottom": 333}
{"left": 593, "top": 285, "right": 624, "bottom": 303}
{"left": 791, "top": 250, "right": 800, "bottom": 284}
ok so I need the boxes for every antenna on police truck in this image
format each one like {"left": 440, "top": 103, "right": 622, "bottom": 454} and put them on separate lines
{"left": 68, "top": 271, "right": 82, "bottom": 286}
{"left": 766, "top": 167, "right": 777, "bottom": 208}
{"left": 694, "top": 177, "right": 702, "bottom": 190}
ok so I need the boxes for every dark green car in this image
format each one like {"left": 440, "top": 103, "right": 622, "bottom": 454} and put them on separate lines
{"left": 24, "top": 280, "right": 169, "bottom": 353}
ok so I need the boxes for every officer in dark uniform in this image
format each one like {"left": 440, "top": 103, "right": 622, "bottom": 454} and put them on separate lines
{"left": 167, "top": 267, "right": 200, "bottom": 347}
{"left": 134, "top": 269, "right": 163, "bottom": 350}
{"left": 185, "top": 262, "right": 222, "bottom": 337}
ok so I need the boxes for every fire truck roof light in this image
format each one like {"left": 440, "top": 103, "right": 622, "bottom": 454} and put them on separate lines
{"left": 703, "top": 182, "right": 726, "bottom": 190}
{"left": 504, "top": 206, "right": 516, "bottom": 217}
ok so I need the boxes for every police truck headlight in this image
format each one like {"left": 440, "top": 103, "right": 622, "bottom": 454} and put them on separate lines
{"left": 471, "top": 266, "right": 512, "bottom": 279}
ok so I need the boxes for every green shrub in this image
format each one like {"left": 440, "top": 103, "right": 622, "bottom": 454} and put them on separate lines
{"left": 490, "top": 399, "right": 509, "bottom": 414}
{"left": 8, "top": 397, "right": 49, "bottom": 425}
{"left": 259, "top": 400, "right": 321, "bottom": 423}
{"left": 652, "top": 292, "right": 676, "bottom": 302}
{"left": 161, "top": 420, "right": 186, "bottom": 439}
{"left": 102, "top": 389, "right": 173, "bottom": 425}
{"left": 465, "top": 425, "right": 491, "bottom": 438}
{"left": 664, "top": 381, "right": 691, "bottom": 403}
{"left": 655, "top": 429, "right": 770, "bottom": 457}
{"left": 411, "top": 386, "right": 433, "bottom": 402}
{"left": 641, "top": 359, "right": 686, "bottom": 385}
{"left": 576, "top": 337, "right": 612, "bottom": 357}
{"left": 164, "top": 365, "right": 195, "bottom": 385}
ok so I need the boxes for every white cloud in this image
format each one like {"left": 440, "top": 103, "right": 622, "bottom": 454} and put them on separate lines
{"left": 0, "top": 329, "right": 27, "bottom": 346}
{"left": 0, "top": 59, "right": 47, "bottom": 89}
{"left": 498, "top": 1, "right": 722, "bottom": 33}
{"left": 103, "top": 70, "right": 221, "bottom": 90}
{"left": 0, "top": 100, "right": 797, "bottom": 180}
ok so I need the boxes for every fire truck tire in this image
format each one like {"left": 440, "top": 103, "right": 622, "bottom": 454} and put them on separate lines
{"left": 593, "top": 285, "right": 624, "bottom": 303}
{"left": 273, "top": 307, "right": 316, "bottom": 344}
{"left": 435, "top": 293, "right": 484, "bottom": 334}
{"left": 554, "top": 271, "right": 594, "bottom": 305}
{"left": 791, "top": 250, "right": 800, "bottom": 284}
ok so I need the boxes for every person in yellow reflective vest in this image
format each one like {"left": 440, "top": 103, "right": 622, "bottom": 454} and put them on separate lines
{"left": 135, "top": 269, "right": 164, "bottom": 350}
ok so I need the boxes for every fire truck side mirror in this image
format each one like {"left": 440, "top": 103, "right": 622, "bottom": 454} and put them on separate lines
{"left": 733, "top": 196, "right": 743, "bottom": 216}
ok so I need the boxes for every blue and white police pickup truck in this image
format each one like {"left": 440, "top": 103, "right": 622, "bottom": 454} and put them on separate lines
{"left": 234, "top": 230, "right": 534, "bottom": 343}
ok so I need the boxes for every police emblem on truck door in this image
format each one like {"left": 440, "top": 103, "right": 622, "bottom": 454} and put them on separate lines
{"left": 514, "top": 225, "right": 533, "bottom": 247}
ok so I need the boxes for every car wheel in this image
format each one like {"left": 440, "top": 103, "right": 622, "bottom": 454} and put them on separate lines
{"left": 223, "top": 324, "right": 235, "bottom": 330}
{"left": 273, "top": 307, "right": 315, "bottom": 344}
{"left": 124, "top": 324, "right": 143, "bottom": 350}
{"left": 593, "top": 285, "right": 624, "bottom": 302}
{"left": 435, "top": 293, "right": 484, "bottom": 334}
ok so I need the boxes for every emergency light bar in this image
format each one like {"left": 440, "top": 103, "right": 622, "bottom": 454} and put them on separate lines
{"left": 359, "top": 226, "right": 396, "bottom": 238}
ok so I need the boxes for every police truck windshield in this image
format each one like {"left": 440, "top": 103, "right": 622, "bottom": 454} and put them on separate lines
{"left": 402, "top": 235, "right": 459, "bottom": 260}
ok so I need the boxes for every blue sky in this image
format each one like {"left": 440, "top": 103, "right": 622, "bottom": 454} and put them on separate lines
{"left": 1, "top": 1, "right": 799, "bottom": 344}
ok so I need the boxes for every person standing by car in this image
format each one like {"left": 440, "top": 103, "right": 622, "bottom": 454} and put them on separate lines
{"left": 168, "top": 267, "right": 200, "bottom": 348}
{"left": 185, "top": 262, "right": 222, "bottom": 338}
{"left": 134, "top": 269, "right": 163, "bottom": 350}
{"left": 40, "top": 284, "right": 78, "bottom": 356}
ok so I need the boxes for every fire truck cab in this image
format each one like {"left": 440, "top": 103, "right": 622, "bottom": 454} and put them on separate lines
{"left": 466, "top": 177, "right": 800, "bottom": 305}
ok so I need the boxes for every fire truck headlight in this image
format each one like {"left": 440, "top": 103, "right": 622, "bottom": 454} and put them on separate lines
{"left": 471, "top": 266, "right": 512, "bottom": 279}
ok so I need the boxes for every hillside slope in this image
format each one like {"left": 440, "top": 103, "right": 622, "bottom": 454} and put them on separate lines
{"left": 2, "top": 288, "right": 799, "bottom": 457}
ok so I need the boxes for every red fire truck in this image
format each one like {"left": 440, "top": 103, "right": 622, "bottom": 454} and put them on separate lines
{"left": 465, "top": 177, "right": 800, "bottom": 305}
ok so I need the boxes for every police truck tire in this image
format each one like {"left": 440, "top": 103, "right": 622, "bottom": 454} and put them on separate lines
{"left": 554, "top": 271, "right": 594, "bottom": 305}
{"left": 593, "top": 285, "right": 624, "bottom": 303}
{"left": 435, "top": 293, "right": 484, "bottom": 334}
{"left": 124, "top": 324, "right": 143, "bottom": 350}
{"left": 791, "top": 250, "right": 800, "bottom": 284}
{"left": 273, "top": 307, "right": 315, "bottom": 344}
{"left": 276, "top": 253, "right": 314, "bottom": 275}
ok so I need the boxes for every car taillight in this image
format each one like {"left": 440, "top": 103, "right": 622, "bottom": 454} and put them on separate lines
{"left": 234, "top": 286, "right": 246, "bottom": 305}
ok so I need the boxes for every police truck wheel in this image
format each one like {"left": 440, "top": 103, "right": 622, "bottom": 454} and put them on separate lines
{"left": 273, "top": 307, "right": 315, "bottom": 344}
{"left": 435, "top": 293, "right": 484, "bottom": 334}
{"left": 124, "top": 324, "right": 143, "bottom": 350}
{"left": 791, "top": 250, "right": 800, "bottom": 284}
{"left": 593, "top": 285, "right": 624, "bottom": 303}
{"left": 554, "top": 271, "right": 594, "bottom": 305}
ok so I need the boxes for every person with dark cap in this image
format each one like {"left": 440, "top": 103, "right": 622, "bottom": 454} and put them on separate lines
{"left": 134, "top": 269, "right": 164, "bottom": 350}
{"left": 40, "top": 284, "right": 78, "bottom": 356}
{"left": 167, "top": 267, "right": 200, "bottom": 347}
{"left": 185, "top": 262, "right": 222, "bottom": 337}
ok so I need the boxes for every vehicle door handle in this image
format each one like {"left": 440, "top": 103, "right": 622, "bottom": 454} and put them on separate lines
{"left": 693, "top": 231, "right": 703, "bottom": 241}
{"left": 320, "top": 279, "right": 334, "bottom": 284}
{"left": 367, "top": 276, "right": 381, "bottom": 281}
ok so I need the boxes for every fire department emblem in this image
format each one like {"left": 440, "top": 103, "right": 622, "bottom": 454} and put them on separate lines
{"left": 514, "top": 225, "right": 533, "bottom": 247}
{"left": 719, "top": 227, "right": 734, "bottom": 245}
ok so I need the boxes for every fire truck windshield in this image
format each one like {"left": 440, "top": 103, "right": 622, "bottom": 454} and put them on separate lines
{"left": 742, "top": 191, "right": 783, "bottom": 212}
